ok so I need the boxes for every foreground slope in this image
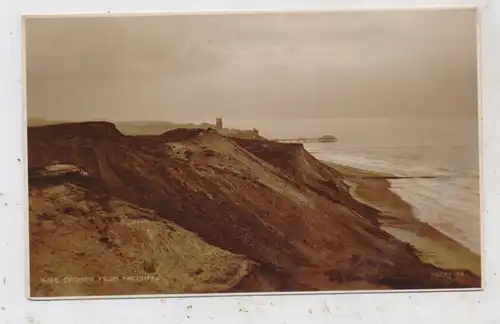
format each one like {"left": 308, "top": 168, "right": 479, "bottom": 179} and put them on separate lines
{"left": 29, "top": 165, "right": 255, "bottom": 297}
{"left": 28, "top": 122, "right": 480, "bottom": 293}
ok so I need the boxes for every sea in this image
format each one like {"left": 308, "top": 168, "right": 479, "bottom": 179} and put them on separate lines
{"left": 225, "top": 117, "right": 481, "bottom": 255}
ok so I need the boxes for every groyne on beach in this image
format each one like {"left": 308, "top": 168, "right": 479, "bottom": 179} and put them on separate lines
{"left": 329, "top": 163, "right": 481, "bottom": 276}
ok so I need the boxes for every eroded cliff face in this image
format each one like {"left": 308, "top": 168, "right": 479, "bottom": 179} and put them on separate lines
{"left": 29, "top": 168, "right": 255, "bottom": 297}
{"left": 28, "top": 123, "right": 480, "bottom": 296}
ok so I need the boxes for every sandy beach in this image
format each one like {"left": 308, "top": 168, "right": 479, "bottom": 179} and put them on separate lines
{"left": 329, "top": 162, "right": 481, "bottom": 276}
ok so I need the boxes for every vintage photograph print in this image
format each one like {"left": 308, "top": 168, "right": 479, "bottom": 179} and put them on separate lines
{"left": 24, "top": 8, "right": 481, "bottom": 299}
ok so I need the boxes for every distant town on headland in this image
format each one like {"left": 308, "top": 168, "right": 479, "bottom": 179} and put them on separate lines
{"left": 27, "top": 117, "right": 338, "bottom": 143}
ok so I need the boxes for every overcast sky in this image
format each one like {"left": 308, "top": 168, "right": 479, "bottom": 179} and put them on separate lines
{"left": 25, "top": 9, "right": 478, "bottom": 122}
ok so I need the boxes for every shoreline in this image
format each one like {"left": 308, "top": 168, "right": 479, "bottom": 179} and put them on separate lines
{"left": 326, "top": 162, "right": 481, "bottom": 277}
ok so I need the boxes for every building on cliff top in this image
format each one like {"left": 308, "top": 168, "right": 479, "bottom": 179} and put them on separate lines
{"left": 215, "top": 117, "right": 223, "bottom": 131}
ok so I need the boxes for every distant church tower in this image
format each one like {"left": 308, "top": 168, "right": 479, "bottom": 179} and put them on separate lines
{"left": 215, "top": 117, "right": 223, "bottom": 131}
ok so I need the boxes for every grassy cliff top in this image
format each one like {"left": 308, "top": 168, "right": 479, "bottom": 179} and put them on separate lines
{"left": 28, "top": 118, "right": 262, "bottom": 139}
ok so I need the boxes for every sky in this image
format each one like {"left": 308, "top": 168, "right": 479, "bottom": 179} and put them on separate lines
{"left": 25, "top": 9, "right": 479, "bottom": 122}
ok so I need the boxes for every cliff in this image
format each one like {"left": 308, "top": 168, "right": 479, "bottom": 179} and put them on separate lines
{"left": 29, "top": 164, "right": 255, "bottom": 297}
{"left": 27, "top": 122, "right": 480, "bottom": 296}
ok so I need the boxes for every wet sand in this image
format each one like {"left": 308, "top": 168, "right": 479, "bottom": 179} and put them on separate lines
{"left": 329, "top": 162, "right": 481, "bottom": 277}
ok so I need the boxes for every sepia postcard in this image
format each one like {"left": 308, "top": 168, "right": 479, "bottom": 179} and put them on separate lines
{"left": 23, "top": 8, "right": 482, "bottom": 299}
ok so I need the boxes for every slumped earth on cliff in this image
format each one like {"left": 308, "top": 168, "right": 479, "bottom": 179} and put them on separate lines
{"left": 24, "top": 9, "right": 481, "bottom": 298}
